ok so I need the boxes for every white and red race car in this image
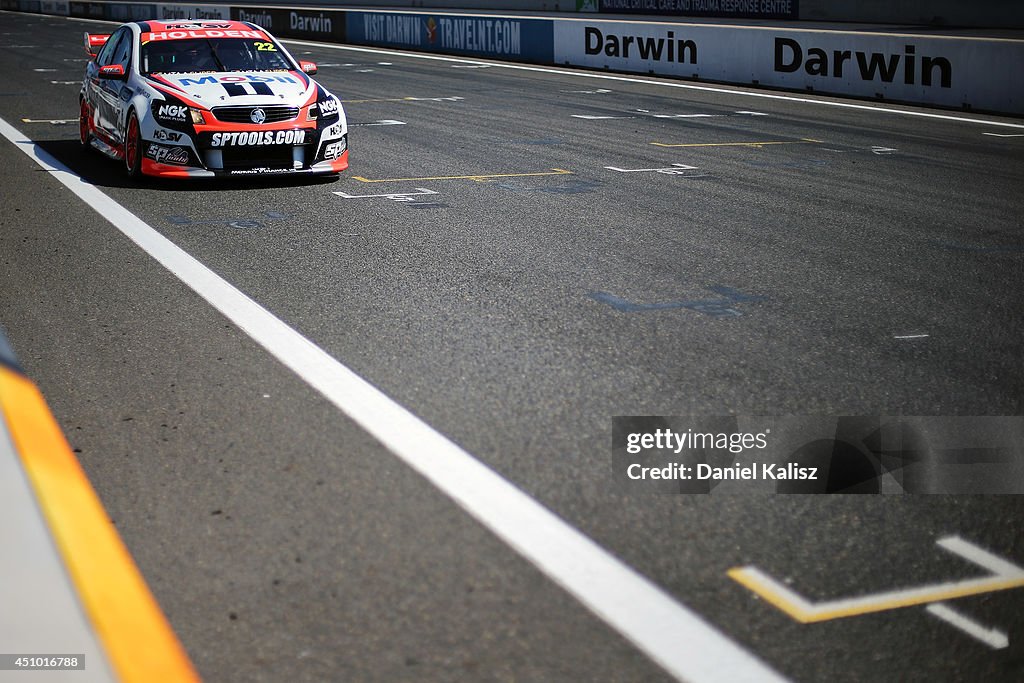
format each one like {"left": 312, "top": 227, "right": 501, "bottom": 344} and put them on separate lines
{"left": 80, "top": 20, "right": 348, "bottom": 178}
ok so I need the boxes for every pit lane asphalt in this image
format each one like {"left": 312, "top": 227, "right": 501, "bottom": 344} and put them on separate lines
{"left": 2, "top": 11, "right": 1024, "bottom": 683}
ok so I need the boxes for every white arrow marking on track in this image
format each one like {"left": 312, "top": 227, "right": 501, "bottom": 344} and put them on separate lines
{"left": 925, "top": 603, "right": 1009, "bottom": 649}
{"left": 605, "top": 163, "right": 699, "bottom": 174}
{"left": 333, "top": 188, "right": 438, "bottom": 200}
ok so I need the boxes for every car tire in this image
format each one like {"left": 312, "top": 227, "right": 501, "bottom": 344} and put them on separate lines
{"left": 78, "top": 98, "right": 92, "bottom": 148}
{"left": 124, "top": 110, "right": 142, "bottom": 178}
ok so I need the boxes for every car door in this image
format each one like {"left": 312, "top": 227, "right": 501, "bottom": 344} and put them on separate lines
{"left": 90, "top": 28, "right": 129, "bottom": 142}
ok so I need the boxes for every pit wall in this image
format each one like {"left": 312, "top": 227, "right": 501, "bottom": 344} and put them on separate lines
{"left": 5, "top": 0, "right": 1022, "bottom": 115}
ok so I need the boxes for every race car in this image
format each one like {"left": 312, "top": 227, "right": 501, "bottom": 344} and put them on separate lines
{"left": 79, "top": 20, "right": 348, "bottom": 178}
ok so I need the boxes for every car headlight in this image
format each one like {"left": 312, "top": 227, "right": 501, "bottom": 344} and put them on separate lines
{"left": 189, "top": 108, "right": 207, "bottom": 125}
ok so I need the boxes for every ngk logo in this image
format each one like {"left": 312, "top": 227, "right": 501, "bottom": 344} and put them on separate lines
{"left": 157, "top": 104, "right": 187, "bottom": 122}
{"left": 318, "top": 98, "right": 338, "bottom": 116}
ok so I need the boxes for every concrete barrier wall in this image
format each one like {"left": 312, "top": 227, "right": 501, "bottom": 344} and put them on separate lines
{"left": 7, "top": 0, "right": 1023, "bottom": 114}
{"left": 13, "top": 0, "right": 1024, "bottom": 25}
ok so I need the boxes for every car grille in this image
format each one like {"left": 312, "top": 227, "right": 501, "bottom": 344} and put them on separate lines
{"left": 212, "top": 105, "right": 299, "bottom": 124}
{"left": 219, "top": 146, "right": 302, "bottom": 170}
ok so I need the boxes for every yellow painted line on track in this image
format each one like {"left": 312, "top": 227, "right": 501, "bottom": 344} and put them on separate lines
{"left": 352, "top": 168, "right": 573, "bottom": 183}
{"left": 728, "top": 536, "right": 1024, "bottom": 623}
{"left": 651, "top": 138, "right": 823, "bottom": 148}
{"left": 0, "top": 366, "right": 200, "bottom": 683}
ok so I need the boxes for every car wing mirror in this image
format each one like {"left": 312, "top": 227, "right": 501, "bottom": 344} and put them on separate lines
{"left": 99, "top": 64, "right": 126, "bottom": 79}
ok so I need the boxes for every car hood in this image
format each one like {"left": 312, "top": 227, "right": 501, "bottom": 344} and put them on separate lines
{"left": 147, "top": 70, "right": 315, "bottom": 108}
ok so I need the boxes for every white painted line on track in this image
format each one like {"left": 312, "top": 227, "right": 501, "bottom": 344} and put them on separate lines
{"left": 925, "top": 603, "right": 1009, "bottom": 649}
{"left": 0, "top": 114, "right": 789, "bottom": 683}
{"left": 349, "top": 119, "right": 407, "bottom": 127}
{"left": 894, "top": 334, "right": 929, "bottom": 339}
{"left": 280, "top": 38, "right": 1024, "bottom": 131}
{"left": 983, "top": 133, "right": 1024, "bottom": 137}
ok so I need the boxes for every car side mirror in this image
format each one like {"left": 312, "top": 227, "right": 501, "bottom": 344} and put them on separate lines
{"left": 99, "top": 64, "right": 126, "bottom": 79}
{"left": 299, "top": 60, "right": 318, "bottom": 75}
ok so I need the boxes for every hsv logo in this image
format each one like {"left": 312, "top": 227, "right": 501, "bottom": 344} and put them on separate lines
{"left": 144, "top": 29, "right": 265, "bottom": 41}
{"left": 153, "top": 128, "right": 183, "bottom": 142}
{"left": 250, "top": 108, "right": 267, "bottom": 124}
{"left": 164, "top": 23, "right": 230, "bottom": 30}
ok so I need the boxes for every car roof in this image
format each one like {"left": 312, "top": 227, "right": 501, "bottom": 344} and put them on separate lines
{"left": 132, "top": 20, "right": 269, "bottom": 40}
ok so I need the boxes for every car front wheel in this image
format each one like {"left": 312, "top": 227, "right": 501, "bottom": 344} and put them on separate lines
{"left": 79, "top": 98, "right": 91, "bottom": 148}
{"left": 124, "top": 110, "right": 142, "bottom": 178}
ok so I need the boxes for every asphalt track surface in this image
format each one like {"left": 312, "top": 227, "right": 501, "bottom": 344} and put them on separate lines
{"left": 2, "top": 10, "right": 1024, "bottom": 683}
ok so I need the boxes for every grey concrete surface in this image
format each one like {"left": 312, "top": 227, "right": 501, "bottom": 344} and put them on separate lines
{"left": 1, "top": 12, "right": 1023, "bottom": 682}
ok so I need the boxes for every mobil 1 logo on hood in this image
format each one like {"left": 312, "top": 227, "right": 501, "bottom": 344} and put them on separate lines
{"left": 231, "top": 7, "right": 344, "bottom": 40}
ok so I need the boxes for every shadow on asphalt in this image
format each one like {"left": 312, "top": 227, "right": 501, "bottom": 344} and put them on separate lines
{"left": 31, "top": 138, "right": 341, "bottom": 192}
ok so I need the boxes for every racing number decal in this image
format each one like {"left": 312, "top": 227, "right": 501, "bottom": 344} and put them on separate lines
{"left": 254, "top": 42, "right": 277, "bottom": 52}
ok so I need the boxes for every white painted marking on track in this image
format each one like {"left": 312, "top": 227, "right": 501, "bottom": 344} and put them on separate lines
{"left": 572, "top": 114, "right": 635, "bottom": 120}
{"left": 32, "top": 68, "right": 56, "bottom": 72}
{"left": 605, "top": 163, "right": 699, "bottom": 174}
{"left": 279, "top": 38, "right": 1024, "bottom": 130}
{"left": 404, "top": 96, "right": 464, "bottom": 102}
{"left": 894, "top": 334, "right": 929, "bottom": 339}
{"left": 51, "top": 81, "right": 79, "bottom": 85}
{"left": 925, "top": 604, "right": 1009, "bottom": 649}
{"left": 452, "top": 64, "right": 492, "bottom": 69}
{"left": 20, "top": 118, "right": 75, "bottom": 124}
{"left": 983, "top": 132, "right": 1024, "bottom": 137}
{"left": 0, "top": 113, "right": 789, "bottom": 683}
{"left": 735, "top": 111, "right": 768, "bottom": 116}
{"left": 350, "top": 120, "right": 406, "bottom": 127}
{"left": 732, "top": 536, "right": 1024, "bottom": 622}
{"left": 652, "top": 114, "right": 719, "bottom": 118}
{"left": 334, "top": 188, "right": 438, "bottom": 200}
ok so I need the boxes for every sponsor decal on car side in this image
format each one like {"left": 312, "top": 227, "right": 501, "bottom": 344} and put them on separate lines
{"left": 210, "top": 130, "right": 307, "bottom": 146}
{"left": 318, "top": 97, "right": 339, "bottom": 116}
{"left": 155, "top": 103, "right": 188, "bottom": 124}
{"left": 145, "top": 144, "right": 190, "bottom": 165}
{"left": 152, "top": 128, "right": 184, "bottom": 142}
{"left": 323, "top": 138, "right": 346, "bottom": 160}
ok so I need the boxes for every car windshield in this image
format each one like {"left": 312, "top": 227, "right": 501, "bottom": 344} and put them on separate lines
{"left": 141, "top": 38, "right": 292, "bottom": 74}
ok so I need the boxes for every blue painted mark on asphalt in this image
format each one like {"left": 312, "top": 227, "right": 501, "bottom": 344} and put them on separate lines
{"left": 507, "top": 138, "right": 564, "bottom": 146}
{"left": 166, "top": 211, "right": 288, "bottom": 230}
{"left": 929, "top": 241, "right": 1024, "bottom": 254}
{"left": 497, "top": 179, "right": 603, "bottom": 194}
{"left": 589, "top": 286, "right": 766, "bottom": 316}
{"left": 745, "top": 159, "right": 828, "bottom": 169}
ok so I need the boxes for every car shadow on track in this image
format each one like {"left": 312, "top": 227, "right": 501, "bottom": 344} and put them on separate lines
{"left": 32, "top": 139, "right": 341, "bottom": 191}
